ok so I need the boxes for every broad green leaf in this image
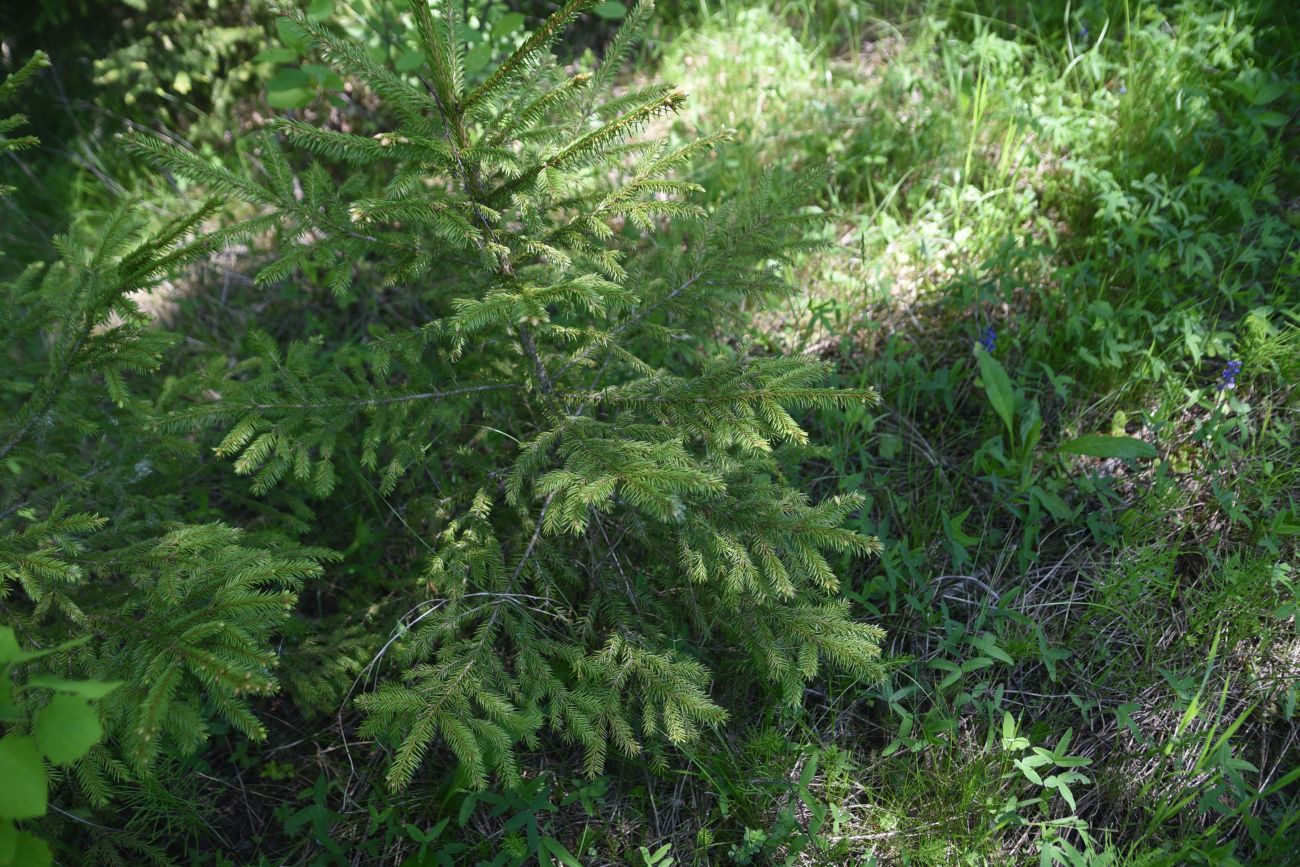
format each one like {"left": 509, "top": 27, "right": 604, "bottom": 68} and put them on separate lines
{"left": 0, "top": 818, "right": 15, "bottom": 863}
{"left": 492, "top": 12, "right": 526, "bottom": 39}
{"left": 1057, "top": 781, "right": 1076, "bottom": 812}
{"left": 0, "top": 628, "right": 87, "bottom": 665}
{"left": 268, "top": 67, "right": 310, "bottom": 89}
{"left": 8, "top": 832, "right": 51, "bottom": 867}
{"left": 1271, "top": 510, "right": 1300, "bottom": 536}
{"left": 24, "top": 676, "right": 122, "bottom": 699}
{"left": 457, "top": 792, "right": 477, "bottom": 826}
{"left": 306, "top": 0, "right": 334, "bottom": 22}
{"left": 643, "top": 844, "right": 673, "bottom": 866}
{"left": 34, "top": 695, "right": 102, "bottom": 765}
{"left": 1057, "top": 434, "right": 1156, "bottom": 459}
{"left": 254, "top": 47, "right": 300, "bottom": 64}
{"left": 798, "top": 752, "right": 819, "bottom": 787}
{"left": 1031, "top": 486, "right": 1074, "bottom": 521}
{"left": 973, "top": 634, "right": 1014, "bottom": 665}
{"left": 300, "top": 64, "right": 335, "bottom": 83}
{"left": 0, "top": 629, "right": 18, "bottom": 664}
{"left": 1256, "top": 110, "right": 1288, "bottom": 128}
{"left": 976, "top": 349, "right": 1015, "bottom": 435}
{"left": 276, "top": 18, "right": 311, "bottom": 52}
{"left": 1247, "top": 79, "right": 1288, "bottom": 104}
{"left": 943, "top": 508, "right": 980, "bottom": 546}
{"left": 1055, "top": 755, "right": 1092, "bottom": 768}
{"left": 540, "top": 837, "right": 583, "bottom": 867}
{"left": 267, "top": 68, "right": 312, "bottom": 109}
{"left": 1014, "top": 757, "right": 1043, "bottom": 785}
{"left": 0, "top": 736, "right": 46, "bottom": 819}
{"left": 395, "top": 48, "right": 424, "bottom": 72}
{"left": 592, "top": 1, "right": 628, "bottom": 19}
{"left": 464, "top": 43, "right": 493, "bottom": 75}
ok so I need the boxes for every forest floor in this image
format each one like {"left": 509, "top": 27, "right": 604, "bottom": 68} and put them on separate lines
{"left": 624, "top": 1, "right": 1300, "bottom": 863}
{"left": 3, "top": 0, "right": 1297, "bottom": 863}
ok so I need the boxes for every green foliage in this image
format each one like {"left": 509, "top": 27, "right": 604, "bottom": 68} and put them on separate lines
{"left": 0, "top": 52, "right": 49, "bottom": 199}
{"left": 3, "top": 0, "right": 1297, "bottom": 861}
{"left": 90, "top": 0, "right": 274, "bottom": 128}
{"left": 124, "top": 0, "right": 883, "bottom": 797}
{"left": 650, "top": 0, "right": 1299, "bottom": 862}
{"left": 1, "top": 98, "right": 330, "bottom": 858}
{"left": 0, "top": 626, "right": 119, "bottom": 867}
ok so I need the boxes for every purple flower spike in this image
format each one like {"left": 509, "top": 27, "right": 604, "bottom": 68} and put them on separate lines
{"left": 1218, "top": 359, "right": 1242, "bottom": 391}
{"left": 979, "top": 326, "right": 997, "bottom": 353}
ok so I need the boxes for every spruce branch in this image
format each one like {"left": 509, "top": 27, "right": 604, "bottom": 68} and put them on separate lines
{"left": 461, "top": 0, "right": 598, "bottom": 115}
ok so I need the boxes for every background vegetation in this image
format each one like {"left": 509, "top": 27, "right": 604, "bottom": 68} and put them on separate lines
{"left": 2, "top": 0, "right": 1297, "bottom": 864}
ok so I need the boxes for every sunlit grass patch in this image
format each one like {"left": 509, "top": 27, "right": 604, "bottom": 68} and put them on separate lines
{"left": 641, "top": 0, "right": 1300, "bottom": 862}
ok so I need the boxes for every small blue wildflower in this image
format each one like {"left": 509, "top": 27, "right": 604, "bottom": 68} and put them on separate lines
{"left": 979, "top": 326, "right": 997, "bottom": 353}
{"left": 1118, "top": 83, "right": 1127, "bottom": 94}
{"left": 1218, "top": 359, "right": 1242, "bottom": 391}
{"left": 1078, "top": 22, "right": 1090, "bottom": 42}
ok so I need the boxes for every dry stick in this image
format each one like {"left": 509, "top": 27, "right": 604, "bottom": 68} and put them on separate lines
{"left": 517, "top": 323, "right": 555, "bottom": 395}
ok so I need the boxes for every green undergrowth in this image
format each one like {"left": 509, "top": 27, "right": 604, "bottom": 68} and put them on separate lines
{"left": 2, "top": 0, "right": 1297, "bottom": 864}
{"left": 649, "top": 0, "right": 1300, "bottom": 863}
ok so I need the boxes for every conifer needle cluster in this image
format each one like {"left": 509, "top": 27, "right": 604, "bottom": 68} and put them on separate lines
{"left": 122, "top": 0, "right": 885, "bottom": 793}
{"left": 3, "top": 4, "right": 883, "bottom": 853}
